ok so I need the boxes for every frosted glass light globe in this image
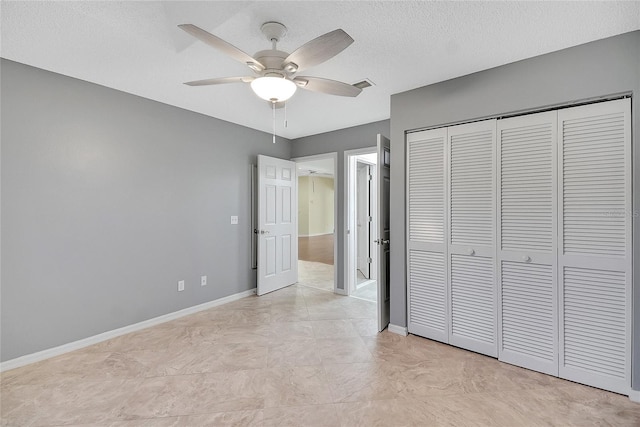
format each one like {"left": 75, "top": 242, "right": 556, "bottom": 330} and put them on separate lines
{"left": 251, "top": 76, "right": 297, "bottom": 102}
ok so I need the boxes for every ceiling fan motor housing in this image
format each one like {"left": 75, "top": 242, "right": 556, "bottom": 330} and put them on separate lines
{"left": 253, "top": 50, "right": 289, "bottom": 76}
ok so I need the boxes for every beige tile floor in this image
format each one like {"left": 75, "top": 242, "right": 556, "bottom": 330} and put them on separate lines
{"left": 352, "top": 280, "right": 377, "bottom": 303}
{"left": 2, "top": 285, "right": 640, "bottom": 426}
{"left": 298, "top": 261, "right": 334, "bottom": 292}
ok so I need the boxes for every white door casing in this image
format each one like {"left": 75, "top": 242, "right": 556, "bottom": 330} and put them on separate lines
{"left": 377, "top": 135, "right": 391, "bottom": 332}
{"left": 257, "top": 155, "right": 298, "bottom": 296}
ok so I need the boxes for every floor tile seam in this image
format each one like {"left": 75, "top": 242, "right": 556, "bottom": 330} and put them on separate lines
{"left": 104, "top": 367, "right": 268, "bottom": 382}
{"left": 263, "top": 402, "right": 344, "bottom": 426}
{"left": 404, "top": 384, "right": 560, "bottom": 403}
{"left": 114, "top": 405, "right": 267, "bottom": 423}
{"left": 261, "top": 400, "right": 344, "bottom": 411}
{"left": 476, "top": 382, "right": 575, "bottom": 396}
{"left": 329, "top": 392, "right": 417, "bottom": 406}
{"left": 320, "top": 359, "right": 373, "bottom": 367}
{"left": 319, "top": 358, "right": 339, "bottom": 405}
{"left": 399, "top": 389, "right": 555, "bottom": 422}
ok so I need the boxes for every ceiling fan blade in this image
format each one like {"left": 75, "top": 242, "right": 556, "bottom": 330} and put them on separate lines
{"left": 294, "top": 76, "right": 362, "bottom": 97}
{"left": 179, "top": 24, "right": 265, "bottom": 71}
{"left": 184, "top": 76, "right": 254, "bottom": 86}
{"left": 284, "top": 29, "right": 353, "bottom": 72}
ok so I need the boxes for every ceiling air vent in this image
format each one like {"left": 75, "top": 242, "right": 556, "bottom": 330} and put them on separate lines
{"left": 353, "top": 79, "right": 375, "bottom": 89}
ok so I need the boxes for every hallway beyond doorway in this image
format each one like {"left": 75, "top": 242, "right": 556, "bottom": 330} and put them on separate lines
{"left": 298, "top": 235, "right": 333, "bottom": 265}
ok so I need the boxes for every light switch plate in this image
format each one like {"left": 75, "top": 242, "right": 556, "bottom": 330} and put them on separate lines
{"left": 230, "top": 216, "right": 238, "bottom": 225}
{"left": 178, "top": 280, "right": 185, "bottom": 292}
{"left": 201, "top": 275, "right": 207, "bottom": 286}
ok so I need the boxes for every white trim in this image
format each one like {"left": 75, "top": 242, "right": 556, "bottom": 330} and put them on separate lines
{"left": 356, "top": 279, "right": 376, "bottom": 290}
{"left": 334, "top": 288, "right": 348, "bottom": 296}
{"left": 388, "top": 324, "right": 408, "bottom": 336}
{"left": 292, "top": 152, "right": 339, "bottom": 295}
{"left": 0, "top": 288, "right": 256, "bottom": 372}
{"left": 299, "top": 232, "right": 334, "bottom": 237}
{"left": 629, "top": 390, "right": 640, "bottom": 402}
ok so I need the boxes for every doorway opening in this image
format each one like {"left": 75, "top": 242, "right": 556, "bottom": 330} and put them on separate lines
{"left": 293, "top": 153, "right": 337, "bottom": 292}
{"left": 346, "top": 149, "right": 378, "bottom": 303}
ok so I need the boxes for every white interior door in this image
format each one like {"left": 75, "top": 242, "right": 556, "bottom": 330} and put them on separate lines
{"left": 557, "top": 98, "right": 631, "bottom": 394}
{"left": 447, "top": 120, "right": 497, "bottom": 357}
{"left": 406, "top": 127, "right": 448, "bottom": 342}
{"left": 357, "top": 163, "right": 371, "bottom": 278}
{"left": 376, "top": 135, "right": 391, "bottom": 331}
{"left": 497, "top": 111, "right": 558, "bottom": 375}
{"left": 257, "top": 155, "right": 298, "bottom": 296}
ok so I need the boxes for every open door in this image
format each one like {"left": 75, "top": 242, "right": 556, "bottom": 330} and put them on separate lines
{"left": 357, "top": 163, "right": 371, "bottom": 279}
{"left": 257, "top": 155, "right": 298, "bottom": 295}
{"left": 376, "top": 135, "right": 391, "bottom": 331}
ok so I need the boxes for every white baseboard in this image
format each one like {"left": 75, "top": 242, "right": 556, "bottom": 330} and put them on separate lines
{"left": 388, "top": 324, "right": 408, "bottom": 336}
{"left": 298, "top": 232, "right": 333, "bottom": 237}
{"left": 629, "top": 389, "right": 640, "bottom": 402}
{"left": 356, "top": 279, "right": 375, "bottom": 290}
{"left": 0, "top": 288, "right": 257, "bottom": 372}
{"left": 334, "top": 287, "right": 348, "bottom": 296}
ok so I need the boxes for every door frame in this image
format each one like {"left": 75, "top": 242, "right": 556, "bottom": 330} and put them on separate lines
{"left": 291, "top": 152, "right": 339, "bottom": 293}
{"left": 344, "top": 147, "right": 377, "bottom": 296}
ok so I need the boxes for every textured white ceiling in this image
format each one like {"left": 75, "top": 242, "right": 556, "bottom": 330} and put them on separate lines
{"left": 2, "top": 1, "right": 639, "bottom": 139}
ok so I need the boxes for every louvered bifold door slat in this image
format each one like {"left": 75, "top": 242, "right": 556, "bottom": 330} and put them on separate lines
{"left": 447, "top": 120, "right": 497, "bottom": 357}
{"left": 497, "top": 111, "right": 558, "bottom": 376}
{"left": 407, "top": 128, "right": 449, "bottom": 342}
{"left": 558, "top": 98, "right": 631, "bottom": 395}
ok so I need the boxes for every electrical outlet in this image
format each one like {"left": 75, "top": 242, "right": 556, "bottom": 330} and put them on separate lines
{"left": 230, "top": 215, "right": 238, "bottom": 225}
{"left": 178, "top": 280, "right": 185, "bottom": 292}
{"left": 201, "top": 275, "right": 207, "bottom": 286}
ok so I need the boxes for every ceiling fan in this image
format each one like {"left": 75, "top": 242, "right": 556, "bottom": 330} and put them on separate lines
{"left": 178, "top": 22, "right": 362, "bottom": 104}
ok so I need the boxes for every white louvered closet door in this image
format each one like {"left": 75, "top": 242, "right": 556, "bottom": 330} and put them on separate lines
{"left": 447, "top": 120, "right": 497, "bottom": 357}
{"left": 497, "top": 111, "right": 558, "bottom": 375}
{"left": 407, "top": 128, "right": 449, "bottom": 342}
{"left": 558, "top": 98, "right": 631, "bottom": 394}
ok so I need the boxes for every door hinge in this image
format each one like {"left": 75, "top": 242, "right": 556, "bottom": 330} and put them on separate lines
{"left": 368, "top": 216, "right": 373, "bottom": 222}
{"left": 367, "top": 257, "right": 373, "bottom": 263}
{"left": 368, "top": 174, "right": 373, "bottom": 181}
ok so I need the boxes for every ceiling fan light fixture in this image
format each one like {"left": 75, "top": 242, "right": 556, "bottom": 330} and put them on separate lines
{"left": 250, "top": 76, "right": 297, "bottom": 102}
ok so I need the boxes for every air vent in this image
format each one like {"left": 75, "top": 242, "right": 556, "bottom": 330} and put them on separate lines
{"left": 353, "top": 79, "right": 374, "bottom": 89}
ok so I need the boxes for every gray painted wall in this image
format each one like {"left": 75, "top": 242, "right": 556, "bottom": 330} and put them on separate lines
{"left": 389, "top": 31, "right": 640, "bottom": 389}
{"left": 1, "top": 59, "right": 290, "bottom": 361}
{"left": 290, "top": 120, "right": 390, "bottom": 290}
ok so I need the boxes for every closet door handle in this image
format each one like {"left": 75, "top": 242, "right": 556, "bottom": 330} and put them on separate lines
{"left": 467, "top": 248, "right": 475, "bottom": 256}
{"left": 522, "top": 255, "right": 531, "bottom": 263}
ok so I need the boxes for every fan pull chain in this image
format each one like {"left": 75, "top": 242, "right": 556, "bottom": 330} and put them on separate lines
{"left": 284, "top": 102, "right": 288, "bottom": 128}
{"left": 272, "top": 100, "right": 276, "bottom": 144}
